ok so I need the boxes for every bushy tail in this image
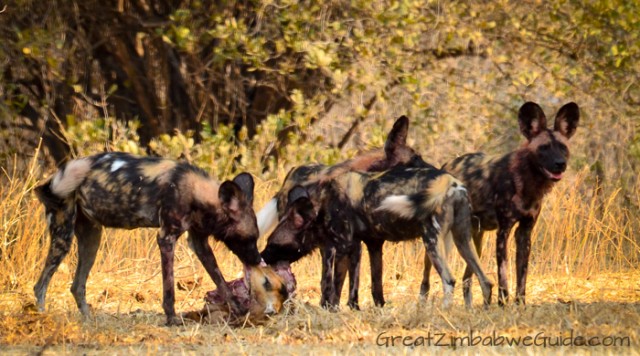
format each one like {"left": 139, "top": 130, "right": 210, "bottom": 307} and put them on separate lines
{"left": 35, "top": 158, "right": 91, "bottom": 209}
{"left": 257, "top": 198, "right": 278, "bottom": 237}
{"left": 376, "top": 174, "right": 466, "bottom": 221}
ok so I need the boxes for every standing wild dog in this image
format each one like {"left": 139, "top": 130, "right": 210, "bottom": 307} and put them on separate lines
{"left": 261, "top": 165, "right": 494, "bottom": 309}
{"left": 256, "top": 115, "right": 428, "bottom": 237}
{"left": 256, "top": 116, "right": 430, "bottom": 309}
{"left": 439, "top": 101, "right": 579, "bottom": 306}
{"left": 34, "top": 152, "right": 287, "bottom": 325}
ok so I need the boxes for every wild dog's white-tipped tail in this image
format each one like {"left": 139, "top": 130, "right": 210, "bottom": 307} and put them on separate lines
{"left": 50, "top": 158, "right": 92, "bottom": 198}
{"left": 257, "top": 198, "right": 278, "bottom": 237}
{"left": 376, "top": 195, "right": 415, "bottom": 219}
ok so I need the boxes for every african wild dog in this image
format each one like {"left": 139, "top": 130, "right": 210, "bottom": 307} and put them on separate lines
{"left": 439, "top": 101, "right": 579, "bottom": 306}
{"left": 256, "top": 115, "right": 427, "bottom": 237}
{"left": 261, "top": 165, "right": 494, "bottom": 309}
{"left": 34, "top": 152, "right": 287, "bottom": 325}
{"left": 256, "top": 115, "right": 430, "bottom": 309}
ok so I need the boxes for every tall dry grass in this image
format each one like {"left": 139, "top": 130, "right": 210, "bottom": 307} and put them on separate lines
{"left": 1, "top": 147, "right": 638, "bottom": 306}
{"left": 0, "top": 146, "right": 639, "bottom": 354}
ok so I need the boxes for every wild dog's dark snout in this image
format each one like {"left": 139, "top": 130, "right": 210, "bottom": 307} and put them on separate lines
{"left": 262, "top": 186, "right": 318, "bottom": 265}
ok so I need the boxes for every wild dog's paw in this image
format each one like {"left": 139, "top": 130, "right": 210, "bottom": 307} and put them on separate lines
{"left": 165, "top": 315, "right": 186, "bottom": 326}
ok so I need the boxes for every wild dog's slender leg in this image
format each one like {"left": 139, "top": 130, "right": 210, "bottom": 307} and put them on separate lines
{"left": 515, "top": 217, "right": 535, "bottom": 305}
{"left": 423, "top": 222, "right": 456, "bottom": 308}
{"left": 157, "top": 225, "right": 183, "bottom": 326}
{"left": 320, "top": 244, "right": 338, "bottom": 309}
{"left": 71, "top": 210, "right": 102, "bottom": 316}
{"left": 346, "top": 242, "right": 361, "bottom": 310}
{"left": 366, "top": 240, "right": 385, "bottom": 307}
{"left": 333, "top": 254, "right": 349, "bottom": 305}
{"left": 420, "top": 251, "right": 432, "bottom": 299}
{"left": 332, "top": 242, "right": 362, "bottom": 310}
{"left": 450, "top": 198, "right": 493, "bottom": 307}
{"left": 187, "top": 229, "right": 246, "bottom": 316}
{"left": 461, "top": 222, "right": 486, "bottom": 305}
{"left": 496, "top": 221, "right": 515, "bottom": 306}
{"left": 34, "top": 203, "right": 76, "bottom": 312}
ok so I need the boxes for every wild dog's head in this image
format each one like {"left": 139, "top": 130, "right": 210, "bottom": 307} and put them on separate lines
{"left": 219, "top": 173, "right": 262, "bottom": 266}
{"left": 518, "top": 102, "right": 580, "bottom": 181}
{"left": 261, "top": 186, "right": 319, "bottom": 265}
{"left": 246, "top": 265, "right": 291, "bottom": 316}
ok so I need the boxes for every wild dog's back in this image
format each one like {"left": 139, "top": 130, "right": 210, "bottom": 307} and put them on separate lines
{"left": 73, "top": 153, "right": 177, "bottom": 228}
{"left": 36, "top": 152, "right": 221, "bottom": 229}
{"left": 324, "top": 166, "right": 465, "bottom": 241}
{"left": 443, "top": 153, "right": 510, "bottom": 230}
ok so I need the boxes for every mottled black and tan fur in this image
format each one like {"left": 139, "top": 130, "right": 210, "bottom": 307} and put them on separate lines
{"left": 34, "top": 152, "right": 286, "bottom": 325}
{"left": 256, "top": 115, "right": 430, "bottom": 237}
{"left": 256, "top": 116, "right": 430, "bottom": 309}
{"left": 440, "top": 102, "right": 580, "bottom": 305}
{"left": 262, "top": 166, "right": 493, "bottom": 309}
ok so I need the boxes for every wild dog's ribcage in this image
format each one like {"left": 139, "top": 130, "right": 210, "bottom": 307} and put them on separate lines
{"left": 359, "top": 169, "right": 442, "bottom": 242}
{"left": 76, "top": 166, "right": 163, "bottom": 229}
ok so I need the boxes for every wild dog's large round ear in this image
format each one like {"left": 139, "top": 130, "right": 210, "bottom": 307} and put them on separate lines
{"left": 219, "top": 180, "right": 245, "bottom": 216}
{"left": 384, "top": 115, "right": 410, "bottom": 157}
{"left": 291, "top": 197, "right": 316, "bottom": 229}
{"left": 232, "top": 172, "right": 255, "bottom": 205}
{"left": 553, "top": 102, "right": 579, "bottom": 139}
{"left": 287, "top": 185, "right": 309, "bottom": 205}
{"left": 287, "top": 186, "right": 316, "bottom": 229}
{"left": 518, "top": 102, "right": 547, "bottom": 140}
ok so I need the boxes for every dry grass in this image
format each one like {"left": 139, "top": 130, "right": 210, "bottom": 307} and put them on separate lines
{"left": 1, "top": 152, "right": 639, "bottom": 355}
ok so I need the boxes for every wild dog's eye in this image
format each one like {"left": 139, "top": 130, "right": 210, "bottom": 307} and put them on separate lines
{"left": 538, "top": 144, "right": 551, "bottom": 152}
{"left": 263, "top": 277, "right": 273, "bottom": 291}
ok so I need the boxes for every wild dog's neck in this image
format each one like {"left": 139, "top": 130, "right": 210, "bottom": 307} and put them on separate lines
{"left": 508, "top": 149, "right": 556, "bottom": 217}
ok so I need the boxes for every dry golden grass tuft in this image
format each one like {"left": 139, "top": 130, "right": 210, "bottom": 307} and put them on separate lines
{"left": 1, "top": 152, "right": 639, "bottom": 354}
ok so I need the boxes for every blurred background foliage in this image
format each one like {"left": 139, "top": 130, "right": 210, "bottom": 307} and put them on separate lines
{"left": 0, "top": 0, "right": 638, "bottom": 204}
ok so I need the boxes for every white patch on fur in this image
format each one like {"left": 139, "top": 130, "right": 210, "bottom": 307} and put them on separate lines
{"left": 96, "top": 154, "right": 111, "bottom": 163}
{"left": 376, "top": 195, "right": 415, "bottom": 219}
{"left": 110, "top": 160, "right": 126, "bottom": 172}
{"left": 264, "top": 302, "right": 276, "bottom": 315}
{"left": 46, "top": 212, "right": 53, "bottom": 227}
{"left": 454, "top": 184, "right": 467, "bottom": 193}
{"left": 431, "top": 215, "right": 441, "bottom": 232}
{"left": 50, "top": 158, "right": 92, "bottom": 198}
{"left": 257, "top": 198, "right": 278, "bottom": 237}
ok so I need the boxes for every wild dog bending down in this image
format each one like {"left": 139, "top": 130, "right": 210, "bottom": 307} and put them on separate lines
{"left": 440, "top": 102, "right": 579, "bottom": 306}
{"left": 34, "top": 152, "right": 287, "bottom": 325}
{"left": 256, "top": 116, "right": 429, "bottom": 309}
{"left": 261, "top": 166, "right": 494, "bottom": 309}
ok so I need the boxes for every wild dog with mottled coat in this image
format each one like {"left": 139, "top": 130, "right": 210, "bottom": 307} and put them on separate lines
{"left": 439, "top": 102, "right": 579, "bottom": 306}
{"left": 261, "top": 166, "right": 494, "bottom": 309}
{"left": 256, "top": 116, "right": 427, "bottom": 237}
{"left": 34, "top": 152, "right": 286, "bottom": 325}
{"left": 257, "top": 116, "right": 429, "bottom": 309}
